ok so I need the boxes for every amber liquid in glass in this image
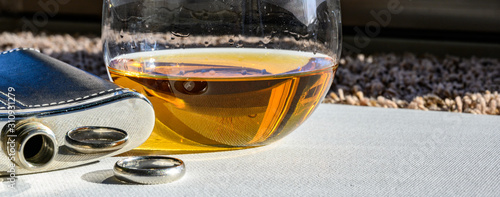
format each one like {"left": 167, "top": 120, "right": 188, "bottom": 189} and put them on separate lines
{"left": 108, "top": 48, "right": 336, "bottom": 154}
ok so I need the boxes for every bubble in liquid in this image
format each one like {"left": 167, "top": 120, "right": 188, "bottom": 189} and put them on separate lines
{"left": 204, "top": 41, "right": 210, "bottom": 47}
{"left": 183, "top": 81, "right": 196, "bottom": 91}
{"left": 248, "top": 114, "right": 257, "bottom": 118}
{"left": 228, "top": 39, "right": 235, "bottom": 45}
{"left": 208, "top": 70, "right": 216, "bottom": 75}
{"left": 178, "top": 70, "right": 185, "bottom": 75}
{"left": 261, "top": 69, "right": 267, "bottom": 74}
{"left": 241, "top": 70, "right": 247, "bottom": 75}
{"left": 158, "top": 81, "right": 170, "bottom": 91}
{"left": 175, "top": 81, "right": 208, "bottom": 95}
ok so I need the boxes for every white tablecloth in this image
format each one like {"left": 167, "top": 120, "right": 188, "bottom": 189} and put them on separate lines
{"left": 2, "top": 104, "right": 500, "bottom": 196}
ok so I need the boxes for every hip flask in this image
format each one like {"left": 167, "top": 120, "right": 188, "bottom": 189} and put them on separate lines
{"left": 0, "top": 48, "right": 155, "bottom": 175}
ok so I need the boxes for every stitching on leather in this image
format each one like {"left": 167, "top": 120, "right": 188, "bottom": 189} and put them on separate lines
{"left": 0, "top": 48, "right": 40, "bottom": 56}
{"left": 28, "top": 88, "right": 125, "bottom": 108}
{"left": 0, "top": 88, "right": 126, "bottom": 109}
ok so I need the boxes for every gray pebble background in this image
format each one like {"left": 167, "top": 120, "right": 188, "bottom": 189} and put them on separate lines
{"left": 326, "top": 52, "right": 500, "bottom": 115}
{"left": 1, "top": 32, "right": 499, "bottom": 115}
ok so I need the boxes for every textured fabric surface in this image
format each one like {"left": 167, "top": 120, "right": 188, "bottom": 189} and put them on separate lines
{"left": 2, "top": 104, "right": 499, "bottom": 196}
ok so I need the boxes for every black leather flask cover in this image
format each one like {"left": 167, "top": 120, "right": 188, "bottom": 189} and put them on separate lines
{"left": 0, "top": 48, "right": 155, "bottom": 175}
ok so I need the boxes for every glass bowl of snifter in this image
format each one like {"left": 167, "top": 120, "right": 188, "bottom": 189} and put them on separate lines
{"left": 102, "top": 0, "right": 341, "bottom": 153}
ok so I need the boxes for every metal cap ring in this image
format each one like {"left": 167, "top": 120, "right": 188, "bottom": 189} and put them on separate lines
{"left": 113, "top": 156, "right": 186, "bottom": 184}
{"left": 65, "top": 126, "right": 128, "bottom": 154}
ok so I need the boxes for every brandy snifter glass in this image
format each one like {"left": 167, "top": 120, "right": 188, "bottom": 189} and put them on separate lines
{"left": 102, "top": 0, "right": 342, "bottom": 153}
